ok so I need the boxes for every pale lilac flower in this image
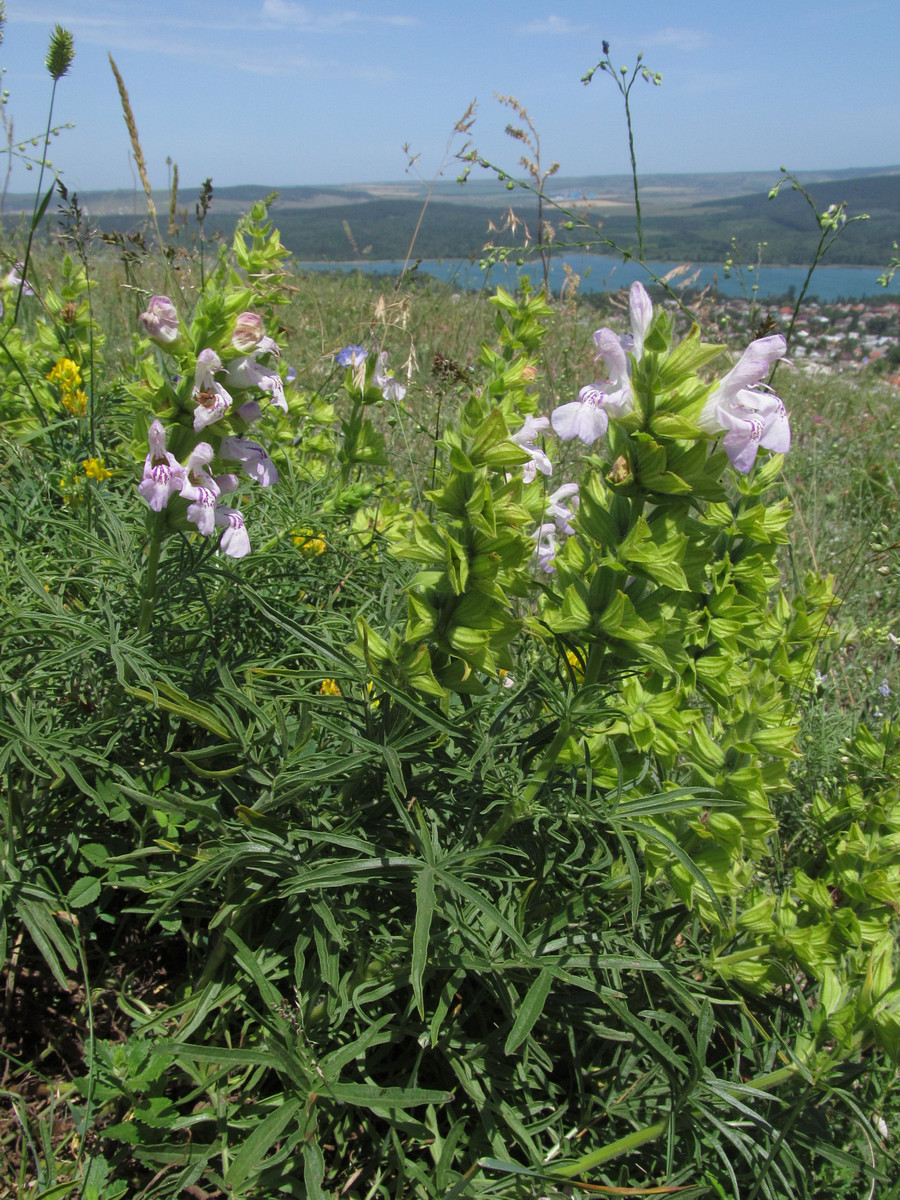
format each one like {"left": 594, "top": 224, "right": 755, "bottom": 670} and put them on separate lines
{"left": 227, "top": 349, "right": 286, "bottom": 413}
{"left": 231, "top": 312, "right": 264, "bottom": 353}
{"left": 590, "top": 281, "right": 652, "bottom": 379}
{"left": 181, "top": 443, "right": 220, "bottom": 535}
{"left": 553, "top": 301, "right": 641, "bottom": 444}
{"left": 3, "top": 263, "right": 34, "bottom": 296}
{"left": 373, "top": 351, "right": 407, "bottom": 402}
{"left": 551, "top": 385, "right": 611, "bottom": 445}
{"left": 219, "top": 436, "right": 279, "bottom": 487}
{"left": 532, "top": 522, "right": 559, "bottom": 574}
{"left": 510, "top": 415, "right": 552, "bottom": 482}
{"left": 140, "top": 295, "right": 180, "bottom": 345}
{"left": 877, "top": 679, "right": 891, "bottom": 698}
{"left": 192, "top": 349, "right": 233, "bottom": 431}
{"left": 335, "top": 345, "right": 366, "bottom": 368}
{"left": 286, "top": 366, "right": 297, "bottom": 384}
{"left": 697, "top": 334, "right": 790, "bottom": 473}
{"left": 215, "top": 505, "right": 251, "bottom": 558}
{"left": 628, "top": 280, "right": 653, "bottom": 360}
{"left": 591, "top": 328, "right": 636, "bottom": 418}
{"left": 546, "top": 483, "right": 579, "bottom": 536}
{"left": 237, "top": 400, "right": 262, "bottom": 424}
{"left": 138, "top": 419, "right": 185, "bottom": 512}
{"left": 214, "top": 472, "right": 242, "bottom": 495}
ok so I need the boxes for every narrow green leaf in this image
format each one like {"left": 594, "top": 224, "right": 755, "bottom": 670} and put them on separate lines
{"left": 224, "top": 1098, "right": 301, "bottom": 1189}
{"left": 125, "top": 684, "right": 233, "bottom": 740}
{"left": 620, "top": 818, "right": 726, "bottom": 922}
{"left": 224, "top": 927, "right": 285, "bottom": 1009}
{"left": 325, "top": 1082, "right": 452, "bottom": 1108}
{"left": 302, "top": 1137, "right": 328, "bottom": 1200}
{"left": 412, "top": 866, "right": 436, "bottom": 1017}
{"left": 504, "top": 968, "right": 553, "bottom": 1054}
{"left": 159, "top": 1042, "right": 282, "bottom": 1069}
{"left": 33, "top": 182, "right": 56, "bottom": 230}
{"left": 31, "top": 1184, "right": 79, "bottom": 1200}
{"left": 435, "top": 868, "right": 530, "bottom": 954}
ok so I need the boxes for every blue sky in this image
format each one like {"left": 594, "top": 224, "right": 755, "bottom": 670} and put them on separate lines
{"left": 3, "top": 0, "right": 899, "bottom": 196}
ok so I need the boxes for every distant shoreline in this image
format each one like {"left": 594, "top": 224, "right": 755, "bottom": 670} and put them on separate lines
{"left": 293, "top": 255, "right": 898, "bottom": 303}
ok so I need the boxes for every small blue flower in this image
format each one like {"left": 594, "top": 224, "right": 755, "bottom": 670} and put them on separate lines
{"left": 877, "top": 679, "right": 891, "bottom": 698}
{"left": 336, "top": 345, "right": 366, "bottom": 368}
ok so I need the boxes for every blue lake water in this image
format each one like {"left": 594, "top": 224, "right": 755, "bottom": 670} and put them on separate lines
{"left": 296, "top": 254, "right": 898, "bottom": 303}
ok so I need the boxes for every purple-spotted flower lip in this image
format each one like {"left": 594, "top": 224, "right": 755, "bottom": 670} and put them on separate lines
{"left": 697, "top": 334, "right": 790, "bottom": 473}
{"left": 546, "top": 483, "right": 579, "bottom": 536}
{"left": 138, "top": 418, "right": 185, "bottom": 512}
{"left": 551, "top": 386, "right": 611, "bottom": 445}
{"left": 335, "top": 344, "right": 367, "bottom": 368}
{"left": 226, "top": 350, "right": 287, "bottom": 413}
{"left": 554, "top": 287, "right": 648, "bottom": 446}
{"left": 531, "top": 522, "right": 559, "bottom": 574}
{"left": 219, "top": 435, "right": 279, "bottom": 487}
{"left": 510, "top": 415, "right": 552, "bottom": 482}
{"left": 215, "top": 504, "right": 251, "bottom": 558}
{"left": 181, "top": 443, "right": 221, "bottom": 536}
{"left": 191, "top": 349, "right": 233, "bottom": 431}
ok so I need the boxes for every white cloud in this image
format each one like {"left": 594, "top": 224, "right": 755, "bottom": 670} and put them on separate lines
{"left": 642, "top": 27, "right": 711, "bottom": 53}
{"left": 260, "top": 0, "right": 417, "bottom": 32}
{"left": 518, "top": 15, "right": 587, "bottom": 36}
{"left": 6, "top": 1, "right": 400, "bottom": 77}
{"left": 7, "top": 2, "right": 259, "bottom": 40}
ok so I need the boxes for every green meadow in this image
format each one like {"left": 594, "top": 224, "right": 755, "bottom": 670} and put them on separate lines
{"left": 3, "top": 20, "right": 900, "bottom": 1200}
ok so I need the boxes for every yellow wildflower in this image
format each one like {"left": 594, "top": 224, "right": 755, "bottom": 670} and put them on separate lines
{"left": 61, "top": 388, "right": 88, "bottom": 416}
{"left": 82, "top": 457, "right": 112, "bottom": 482}
{"left": 47, "top": 358, "right": 82, "bottom": 391}
{"left": 293, "top": 528, "right": 327, "bottom": 556}
{"left": 59, "top": 465, "right": 84, "bottom": 506}
{"left": 320, "top": 678, "right": 341, "bottom": 696}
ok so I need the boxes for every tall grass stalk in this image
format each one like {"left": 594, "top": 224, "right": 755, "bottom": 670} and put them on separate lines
{"left": 12, "top": 23, "right": 73, "bottom": 325}
{"left": 581, "top": 42, "right": 661, "bottom": 263}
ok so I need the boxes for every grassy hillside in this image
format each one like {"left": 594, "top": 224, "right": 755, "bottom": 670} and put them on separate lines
{"left": 3, "top": 169, "right": 897, "bottom": 266}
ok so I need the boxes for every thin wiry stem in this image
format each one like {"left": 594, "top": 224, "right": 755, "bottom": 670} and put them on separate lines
{"left": 13, "top": 77, "right": 58, "bottom": 325}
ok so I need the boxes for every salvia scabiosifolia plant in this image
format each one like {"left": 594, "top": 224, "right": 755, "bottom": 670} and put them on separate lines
{"left": 2, "top": 20, "right": 900, "bottom": 1200}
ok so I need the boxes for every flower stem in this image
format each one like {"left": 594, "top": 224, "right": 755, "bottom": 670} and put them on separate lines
{"left": 138, "top": 511, "right": 165, "bottom": 638}
{"left": 554, "top": 1064, "right": 806, "bottom": 1179}
{"left": 553, "top": 1116, "right": 669, "bottom": 1176}
{"left": 14, "top": 78, "right": 58, "bottom": 326}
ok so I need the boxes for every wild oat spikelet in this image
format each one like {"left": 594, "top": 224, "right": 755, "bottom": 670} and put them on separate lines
{"left": 108, "top": 53, "right": 156, "bottom": 216}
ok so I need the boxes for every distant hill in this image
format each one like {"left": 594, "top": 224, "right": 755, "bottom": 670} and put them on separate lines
{"left": 2, "top": 167, "right": 897, "bottom": 266}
